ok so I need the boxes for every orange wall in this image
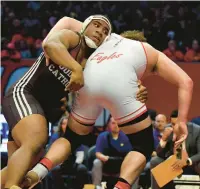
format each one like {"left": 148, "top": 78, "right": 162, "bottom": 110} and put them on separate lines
{"left": 143, "top": 63, "right": 200, "bottom": 120}
{"left": 2, "top": 60, "right": 200, "bottom": 121}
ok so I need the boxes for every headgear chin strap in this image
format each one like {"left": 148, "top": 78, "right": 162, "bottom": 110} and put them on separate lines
{"left": 81, "top": 15, "right": 112, "bottom": 49}
{"left": 84, "top": 36, "right": 98, "bottom": 49}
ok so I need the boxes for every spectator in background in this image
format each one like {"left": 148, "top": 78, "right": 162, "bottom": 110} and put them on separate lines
{"left": 34, "top": 39, "right": 43, "bottom": 57}
{"left": 2, "top": 10, "right": 17, "bottom": 39}
{"left": 11, "top": 33, "right": 24, "bottom": 44}
{"left": 2, "top": 1, "right": 200, "bottom": 59}
{"left": 1, "top": 38, "right": 10, "bottom": 61}
{"left": 22, "top": 10, "right": 41, "bottom": 34}
{"left": 141, "top": 18, "right": 152, "bottom": 42}
{"left": 113, "top": 14, "right": 127, "bottom": 33}
{"left": 163, "top": 40, "right": 184, "bottom": 62}
{"left": 19, "top": 40, "right": 32, "bottom": 58}
{"left": 27, "top": 1, "right": 41, "bottom": 12}
{"left": 49, "top": 116, "right": 89, "bottom": 189}
{"left": 11, "top": 18, "right": 22, "bottom": 36}
{"left": 49, "top": 15, "right": 57, "bottom": 28}
{"left": 92, "top": 116, "right": 133, "bottom": 189}
{"left": 153, "top": 114, "right": 168, "bottom": 151}
{"left": 2, "top": 43, "right": 21, "bottom": 62}
{"left": 136, "top": 114, "right": 167, "bottom": 189}
{"left": 191, "top": 116, "right": 200, "bottom": 126}
{"left": 48, "top": 116, "right": 68, "bottom": 145}
{"left": 150, "top": 110, "right": 200, "bottom": 189}
{"left": 184, "top": 39, "right": 200, "bottom": 62}
{"left": 41, "top": 28, "right": 48, "bottom": 40}
{"left": 12, "top": 29, "right": 35, "bottom": 54}
{"left": 22, "top": 29, "right": 35, "bottom": 49}
{"left": 148, "top": 109, "right": 157, "bottom": 128}
{"left": 170, "top": 110, "right": 181, "bottom": 128}
{"left": 1, "top": 49, "right": 10, "bottom": 61}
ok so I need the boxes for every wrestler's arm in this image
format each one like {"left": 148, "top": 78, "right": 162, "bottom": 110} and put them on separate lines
{"left": 144, "top": 43, "right": 193, "bottom": 123}
{"left": 42, "top": 29, "right": 82, "bottom": 72}
{"left": 43, "top": 17, "right": 83, "bottom": 44}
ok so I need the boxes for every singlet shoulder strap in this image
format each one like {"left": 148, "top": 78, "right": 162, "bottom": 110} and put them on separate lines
{"left": 69, "top": 32, "right": 82, "bottom": 61}
{"left": 69, "top": 32, "right": 82, "bottom": 51}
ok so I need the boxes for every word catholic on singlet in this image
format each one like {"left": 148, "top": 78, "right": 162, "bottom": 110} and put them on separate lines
{"left": 48, "top": 63, "right": 72, "bottom": 87}
{"left": 90, "top": 52, "right": 123, "bottom": 63}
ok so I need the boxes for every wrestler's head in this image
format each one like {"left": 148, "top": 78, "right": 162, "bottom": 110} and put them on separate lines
{"left": 120, "top": 30, "right": 147, "bottom": 42}
{"left": 81, "top": 15, "right": 112, "bottom": 49}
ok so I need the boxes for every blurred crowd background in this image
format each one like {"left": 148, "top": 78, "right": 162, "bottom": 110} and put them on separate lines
{"left": 1, "top": 1, "right": 200, "bottom": 62}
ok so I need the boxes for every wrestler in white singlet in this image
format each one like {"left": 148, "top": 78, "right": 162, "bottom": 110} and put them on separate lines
{"left": 71, "top": 33, "right": 147, "bottom": 125}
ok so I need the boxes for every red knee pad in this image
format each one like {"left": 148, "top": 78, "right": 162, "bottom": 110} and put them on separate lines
{"left": 115, "top": 181, "right": 131, "bottom": 189}
{"left": 40, "top": 157, "right": 53, "bottom": 171}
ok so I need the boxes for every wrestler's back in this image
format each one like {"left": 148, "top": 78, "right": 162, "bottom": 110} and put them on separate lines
{"left": 82, "top": 33, "right": 147, "bottom": 121}
{"left": 84, "top": 33, "right": 147, "bottom": 100}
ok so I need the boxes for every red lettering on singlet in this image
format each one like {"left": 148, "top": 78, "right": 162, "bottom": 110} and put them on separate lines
{"left": 90, "top": 52, "right": 123, "bottom": 63}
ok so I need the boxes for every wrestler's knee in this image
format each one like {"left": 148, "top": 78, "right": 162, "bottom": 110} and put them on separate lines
{"left": 22, "top": 140, "right": 45, "bottom": 156}
{"left": 126, "top": 125, "right": 154, "bottom": 161}
{"left": 12, "top": 115, "right": 48, "bottom": 150}
{"left": 129, "top": 151, "right": 147, "bottom": 166}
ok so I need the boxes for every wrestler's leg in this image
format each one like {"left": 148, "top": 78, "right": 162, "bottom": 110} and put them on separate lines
{"left": 1, "top": 141, "right": 45, "bottom": 189}
{"left": 24, "top": 116, "right": 94, "bottom": 188}
{"left": 24, "top": 95, "right": 102, "bottom": 188}
{"left": 5, "top": 114, "right": 48, "bottom": 188}
{"left": 115, "top": 119, "right": 154, "bottom": 189}
{"left": 1, "top": 141, "right": 19, "bottom": 188}
{"left": 100, "top": 73, "right": 153, "bottom": 188}
{"left": 118, "top": 151, "right": 146, "bottom": 187}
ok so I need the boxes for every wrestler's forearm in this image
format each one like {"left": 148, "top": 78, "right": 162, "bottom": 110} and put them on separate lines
{"left": 153, "top": 51, "right": 193, "bottom": 122}
{"left": 177, "top": 80, "right": 193, "bottom": 123}
{"left": 43, "top": 17, "right": 82, "bottom": 44}
{"left": 43, "top": 42, "right": 82, "bottom": 72}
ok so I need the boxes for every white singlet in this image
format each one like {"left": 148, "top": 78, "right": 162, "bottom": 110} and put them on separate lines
{"left": 71, "top": 33, "right": 148, "bottom": 125}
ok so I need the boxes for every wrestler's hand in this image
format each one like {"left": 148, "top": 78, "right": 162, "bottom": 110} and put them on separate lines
{"left": 65, "top": 66, "right": 84, "bottom": 92}
{"left": 173, "top": 122, "right": 188, "bottom": 149}
{"left": 136, "top": 80, "right": 148, "bottom": 103}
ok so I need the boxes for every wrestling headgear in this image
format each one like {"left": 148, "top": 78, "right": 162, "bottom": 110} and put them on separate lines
{"left": 81, "top": 15, "right": 112, "bottom": 49}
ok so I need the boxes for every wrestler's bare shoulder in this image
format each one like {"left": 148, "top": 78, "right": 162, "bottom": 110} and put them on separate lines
{"left": 141, "top": 42, "right": 159, "bottom": 79}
